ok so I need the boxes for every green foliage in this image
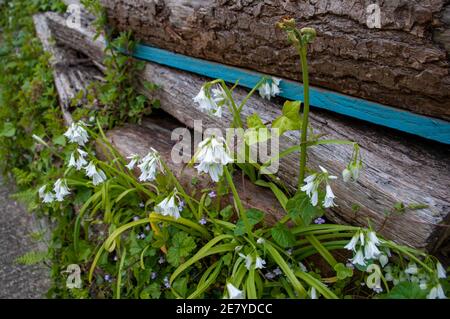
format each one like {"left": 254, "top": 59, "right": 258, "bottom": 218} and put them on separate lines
{"left": 167, "top": 232, "right": 197, "bottom": 267}
{"left": 15, "top": 250, "right": 48, "bottom": 265}
{"left": 271, "top": 223, "right": 295, "bottom": 248}
{"left": 383, "top": 282, "right": 428, "bottom": 299}
{"left": 271, "top": 100, "right": 302, "bottom": 135}
{"left": 286, "top": 192, "right": 323, "bottom": 225}
{"left": 234, "top": 209, "right": 264, "bottom": 236}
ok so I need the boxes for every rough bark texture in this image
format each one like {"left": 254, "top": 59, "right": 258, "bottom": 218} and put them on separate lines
{"left": 40, "top": 11, "right": 450, "bottom": 252}
{"left": 100, "top": 0, "right": 450, "bottom": 120}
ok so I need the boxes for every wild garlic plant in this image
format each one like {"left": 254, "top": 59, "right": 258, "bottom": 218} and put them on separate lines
{"left": 34, "top": 111, "right": 448, "bottom": 299}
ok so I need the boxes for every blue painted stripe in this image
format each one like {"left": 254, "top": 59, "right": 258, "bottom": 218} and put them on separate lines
{"left": 131, "top": 44, "right": 450, "bottom": 144}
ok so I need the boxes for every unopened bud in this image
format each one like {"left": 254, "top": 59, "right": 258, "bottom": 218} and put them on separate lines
{"left": 300, "top": 27, "right": 317, "bottom": 44}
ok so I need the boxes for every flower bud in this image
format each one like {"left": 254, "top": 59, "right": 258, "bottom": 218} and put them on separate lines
{"left": 300, "top": 27, "right": 317, "bottom": 44}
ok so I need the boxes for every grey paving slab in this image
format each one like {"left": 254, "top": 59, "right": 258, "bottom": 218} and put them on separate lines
{"left": 0, "top": 177, "right": 50, "bottom": 299}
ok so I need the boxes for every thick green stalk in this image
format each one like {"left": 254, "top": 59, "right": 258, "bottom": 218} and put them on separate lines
{"left": 298, "top": 46, "right": 310, "bottom": 190}
{"left": 223, "top": 166, "right": 255, "bottom": 243}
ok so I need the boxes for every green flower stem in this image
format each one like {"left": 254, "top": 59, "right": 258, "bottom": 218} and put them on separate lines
{"left": 223, "top": 166, "right": 255, "bottom": 243}
{"left": 298, "top": 45, "right": 310, "bottom": 190}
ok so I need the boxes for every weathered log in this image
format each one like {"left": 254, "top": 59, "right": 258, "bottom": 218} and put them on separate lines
{"left": 100, "top": 0, "right": 450, "bottom": 121}
{"left": 40, "top": 10, "right": 450, "bottom": 252}
{"left": 33, "top": 13, "right": 103, "bottom": 125}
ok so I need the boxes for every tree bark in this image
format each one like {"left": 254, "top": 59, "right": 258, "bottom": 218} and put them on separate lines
{"left": 100, "top": 0, "right": 450, "bottom": 121}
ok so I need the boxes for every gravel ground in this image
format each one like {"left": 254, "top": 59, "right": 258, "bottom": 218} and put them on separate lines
{"left": 0, "top": 178, "right": 50, "bottom": 299}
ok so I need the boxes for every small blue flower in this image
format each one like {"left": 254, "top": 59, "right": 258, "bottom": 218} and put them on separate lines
{"left": 314, "top": 217, "right": 326, "bottom": 224}
{"left": 151, "top": 272, "right": 157, "bottom": 280}
{"left": 104, "top": 274, "right": 112, "bottom": 282}
{"left": 139, "top": 202, "right": 145, "bottom": 208}
{"left": 273, "top": 267, "right": 282, "bottom": 276}
{"left": 137, "top": 232, "right": 146, "bottom": 239}
{"left": 163, "top": 276, "right": 171, "bottom": 288}
{"left": 208, "top": 191, "right": 216, "bottom": 198}
{"left": 133, "top": 216, "right": 140, "bottom": 221}
{"left": 113, "top": 255, "right": 118, "bottom": 261}
{"left": 178, "top": 200, "right": 185, "bottom": 211}
{"left": 145, "top": 224, "right": 151, "bottom": 231}
{"left": 265, "top": 272, "right": 275, "bottom": 280}
{"left": 199, "top": 217, "right": 207, "bottom": 225}
{"left": 158, "top": 256, "right": 165, "bottom": 264}
{"left": 286, "top": 248, "right": 293, "bottom": 255}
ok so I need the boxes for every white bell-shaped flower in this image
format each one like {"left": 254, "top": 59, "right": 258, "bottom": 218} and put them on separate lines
{"left": 195, "top": 136, "right": 233, "bottom": 182}
{"left": 137, "top": 148, "right": 162, "bottom": 182}
{"left": 226, "top": 283, "right": 244, "bottom": 299}
{"left": 85, "top": 161, "right": 107, "bottom": 186}
{"left": 38, "top": 185, "right": 55, "bottom": 204}
{"left": 53, "top": 178, "right": 70, "bottom": 202}
{"left": 64, "top": 121, "right": 89, "bottom": 146}
{"left": 68, "top": 148, "right": 88, "bottom": 171}
{"left": 154, "top": 194, "right": 181, "bottom": 220}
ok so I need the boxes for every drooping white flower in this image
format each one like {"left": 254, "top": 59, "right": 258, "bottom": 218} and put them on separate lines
{"left": 255, "top": 257, "right": 266, "bottom": 269}
{"left": 68, "top": 148, "right": 88, "bottom": 171}
{"left": 300, "top": 174, "right": 317, "bottom": 197}
{"left": 344, "top": 233, "right": 359, "bottom": 252}
{"left": 368, "top": 231, "right": 380, "bottom": 246}
{"left": 350, "top": 249, "right": 366, "bottom": 267}
{"left": 436, "top": 262, "right": 447, "bottom": 279}
{"left": 193, "top": 85, "right": 222, "bottom": 118}
{"left": 53, "top": 179, "right": 70, "bottom": 202}
{"left": 379, "top": 254, "right": 389, "bottom": 268}
{"left": 64, "top": 121, "right": 89, "bottom": 146}
{"left": 154, "top": 194, "right": 181, "bottom": 219}
{"left": 239, "top": 253, "right": 253, "bottom": 270}
{"left": 84, "top": 161, "right": 107, "bottom": 186}
{"left": 226, "top": 283, "right": 244, "bottom": 299}
{"left": 126, "top": 153, "right": 140, "bottom": 170}
{"left": 310, "top": 287, "right": 318, "bottom": 299}
{"left": 405, "top": 262, "right": 418, "bottom": 275}
{"left": 38, "top": 185, "right": 55, "bottom": 204}
{"left": 323, "top": 184, "right": 336, "bottom": 208}
{"left": 301, "top": 166, "right": 337, "bottom": 208}
{"left": 137, "top": 148, "right": 163, "bottom": 182}
{"left": 427, "top": 284, "right": 447, "bottom": 299}
{"left": 257, "top": 238, "right": 265, "bottom": 245}
{"left": 364, "top": 240, "right": 381, "bottom": 260}
{"left": 195, "top": 136, "right": 233, "bottom": 182}
{"left": 258, "top": 77, "right": 282, "bottom": 100}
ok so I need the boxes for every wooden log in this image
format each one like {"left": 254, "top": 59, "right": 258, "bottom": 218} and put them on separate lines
{"left": 33, "top": 13, "right": 103, "bottom": 125}
{"left": 100, "top": 0, "right": 450, "bottom": 121}
{"left": 38, "top": 11, "right": 450, "bottom": 251}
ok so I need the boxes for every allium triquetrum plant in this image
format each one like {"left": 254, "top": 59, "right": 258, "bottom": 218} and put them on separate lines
{"left": 34, "top": 17, "right": 448, "bottom": 299}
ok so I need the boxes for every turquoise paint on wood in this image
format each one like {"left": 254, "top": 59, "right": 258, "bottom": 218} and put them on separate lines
{"left": 130, "top": 44, "right": 450, "bottom": 144}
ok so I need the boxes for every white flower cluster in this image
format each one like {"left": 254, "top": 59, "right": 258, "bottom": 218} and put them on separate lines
{"left": 154, "top": 193, "right": 181, "bottom": 220}
{"left": 344, "top": 230, "right": 383, "bottom": 267}
{"left": 38, "top": 178, "right": 71, "bottom": 204}
{"left": 195, "top": 136, "right": 233, "bottom": 182}
{"left": 258, "top": 77, "right": 282, "bottom": 100}
{"left": 193, "top": 85, "right": 229, "bottom": 118}
{"left": 85, "top": 161, "right": 107, "bottom": 186}
{"left": 68, "top": 148, "right": 88, "bottom": 171}
{"left": 64, "top": 121, "right": 89, "bottom": 146}
{"left": 301, "top": 166, "right": 337, "bottom": 208}
{"left": 125, "top": 149, "right": 163, "bottom": 182}
{"left": 384, "top": 262, "right": 447, "bottom": 299}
